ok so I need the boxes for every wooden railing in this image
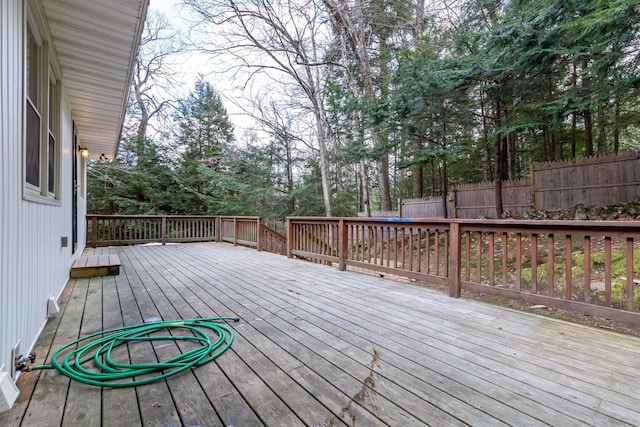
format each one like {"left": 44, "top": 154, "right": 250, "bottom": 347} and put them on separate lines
{"left": 261, "top": 224, "right": 287, "bottom": 255}
{"left": 86, "top": 215, "right": 286, "bottom": 255}
{"left": 287, "top": 217, "right": 640, "bottom": 325}
{"left": 86, "top": 214, "right": 640, "bottom": 325}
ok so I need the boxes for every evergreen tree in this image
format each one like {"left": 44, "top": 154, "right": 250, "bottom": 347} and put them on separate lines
{"left": 173, "top": 79, "right": 235, "bottom": 214}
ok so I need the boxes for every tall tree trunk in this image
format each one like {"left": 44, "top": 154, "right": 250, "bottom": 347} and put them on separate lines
{"left": 613, "top": 101, "right": 620, "bottom": 154}
{"left": 327, "top": 0, "right": 391, "bottom": 211}
{"left": 494, "top": 140, "right": 504, "bottom": 218}
{"left": 508, "top": 133, "right": 516, "bottom": 180}
{"left": 571, "top": 113, "right": 577, "bottom": 159}
{"left": 314, "top": 109, "right": 333, "bottom": 217}
{"left": 481, "top": 95, "right": 492, "bottom": 181}
{"left": 582, "top": 58, "right": 594, "bottom": 156}
{"left": 285, "top": 139, "right": 295, "bottom": 215}
{"left": 550, "top": 128, "right": 557, "bottom": 160}
{"left": 440, "top": 160, "right": 448, "bottom": 218}
{"left": 412, "top": 140, "right": 424, "bottom": 198}
{"left": 500, "top": 137, "right": 509, "bottom": 180}
{"left": 494, "top": 100, "right": 504, "bottom": 217}
{"left": 597, "top": 105, "right": 607, "bottom": 155}
{"left": 542, "top": 125, "right": 549, "bottom": 160}
{"left": 584, "top": 110, "right": 594, "bottom": 156}
{"left": 431, "top": 158, "right": 436, "bottom": 196}
{"left": 360, "top": 159, "right": 371, "bottom": 216}
{"left": 377, "top": 36, "right": 392, "bottom": 212}
{"left": 410, "top": 0, "right": 425, "bottom": 198}
{"left": 571, "top": 63, "right": 578, "bottom": 158}
{"left": 500, "top": 103, "right": 509, "bottom": 180}
{"left": 377, "top": 158, "right": 392, "bottom": 211}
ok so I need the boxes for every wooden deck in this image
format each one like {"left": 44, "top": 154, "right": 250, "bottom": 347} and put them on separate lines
{"left": 3, "top": 242, "right": 640, "bottom": 426}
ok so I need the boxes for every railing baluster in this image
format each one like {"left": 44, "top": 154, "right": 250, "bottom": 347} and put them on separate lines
{"left": 400, "top": 227, "right": 407, "bottom": 270}
{"left": 502, "top": 232, "right": 508, "bottom": 287}
{"left": 436, "top": 230, "right": 442, "bottom": 276}
{"left": 515, "top": 233, "right": 522, "bottom": 291}
{"left": 626, "top": 238, "right": 634, "bottom": 311}
{"left": 488, "top": 232, "right": 494, "bottom": 286}
{"left": 444, "top": 229, "right": 449, "bottom": 276}
{"left": 450, "top": 222, "right": 461, "bottom": 298}
{"left": 393, "top": 227, "right": 398, "bottom": 268}
{"left": 604, "top": 236, "right": 612, "bottom": 307}
{"left": 476, "top": 232, "right": 482, "bottom": 282}
{"left": 425, "top": 229, "right": 431, "bottom": 274}
{"left": 584, "top": 236, "right": 590, "bottom": 303}
{"left": 386, "top": 226, "right": 391, "bottom": 267}
{"left": 416, "top": 227, "right": 422, "bottom": 273}
{"left": 565, "top": 235, "right": 572, "bottom": 300}
{"left": 92, "top": 216, "right": 98, "bottom": 248}
{"left": 409, "top": 227, "right": 414, "bottom": 272}
{"left": 547, "top": 234, "right": 555, "bottom": 296}
{"left": 464, "top": 231, "right": 471, "bottom": 282}
{"left": 531, "top": 234, "right": 538, "bottom": 293}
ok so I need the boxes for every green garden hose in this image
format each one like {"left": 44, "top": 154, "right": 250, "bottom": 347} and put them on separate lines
{"left": 33, "top": 317, "right": 239, "bottom": 387}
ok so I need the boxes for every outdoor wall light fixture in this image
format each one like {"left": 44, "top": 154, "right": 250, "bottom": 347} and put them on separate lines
{"left": 79, "top": 147, "right": 89, "bottom": 159}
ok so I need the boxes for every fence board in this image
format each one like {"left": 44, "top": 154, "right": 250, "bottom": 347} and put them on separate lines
{"left": 393, "top": 152, "right": 640, "bottom": 219}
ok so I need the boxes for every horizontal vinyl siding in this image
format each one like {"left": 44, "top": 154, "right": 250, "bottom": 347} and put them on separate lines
{"left": 0, "top": 0, "right": 83, "bottom": 382}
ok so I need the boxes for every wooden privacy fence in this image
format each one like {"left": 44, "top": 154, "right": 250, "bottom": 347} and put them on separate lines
{"left": 399, "top": 152, "right": 640, "bottom": 218}
{"left": 287, "top": 217, "right": 640, "bottom": 325}
{"left": 86, "top": 215, "right": 286, "bottom": 254}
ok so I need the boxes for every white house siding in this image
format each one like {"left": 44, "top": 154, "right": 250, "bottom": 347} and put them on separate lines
{"left": 0, "top": 0, "right": 85, "bottom": 380}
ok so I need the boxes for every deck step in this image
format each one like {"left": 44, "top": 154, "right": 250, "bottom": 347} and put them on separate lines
{"left": 71, "top": 254, "right": 121, "bottom": 278}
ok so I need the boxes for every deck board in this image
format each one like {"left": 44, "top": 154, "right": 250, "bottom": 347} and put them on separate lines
{"left": 101, "top": 274, "right": 142, "bottom": 427}
{"left": 3, "top": 242, "right": 640, "bottom": 426}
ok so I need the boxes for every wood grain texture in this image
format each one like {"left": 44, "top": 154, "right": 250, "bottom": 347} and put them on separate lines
{"left": 71, "top": 255, "right": 121, "bottom": 278}
{"left": 4, "top": 243, "right": 640, "bottom": 426}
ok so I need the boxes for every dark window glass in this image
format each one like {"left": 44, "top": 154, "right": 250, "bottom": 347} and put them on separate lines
{"left": 27, "top": 28, "right": 39, "bottom": 105}
{"left": 48, "top": 133, "right": 55, "bottom": 193}
{"left": 26, "top": 101, "right": 40, "bottom": 187}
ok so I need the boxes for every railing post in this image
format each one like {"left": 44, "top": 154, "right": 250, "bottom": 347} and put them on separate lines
{"left": 233, "top": 218, "right": 238, "bottom": 246}
{"left": 449, "top": 222, "right": 461, "bottom": 298}
{"left": 161, "top": 216, "right": 167, "bottom": 245}
{"left": 256, "top": 217, "right": 262, "bottom": 251}
{"left": 91, "top": 216, "right": 98, "bottom": 248}
{"left": 215, "top": 217, "right": 221, "bottom": 242}
{"left": 286, "top": 218, "right": 293, "bottom": 258}
{"left": 338, "top": 219, "right": 347, "bottom": 271}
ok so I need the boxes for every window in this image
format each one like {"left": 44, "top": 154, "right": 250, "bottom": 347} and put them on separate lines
{"left": 48, "top": 70, "right": 59, "bottom": 195}
{"left": 24, "top": 5, "right": 60, "bottom": 203}
{"left": 25, "top": 25, "right": 40, "bottom": 188}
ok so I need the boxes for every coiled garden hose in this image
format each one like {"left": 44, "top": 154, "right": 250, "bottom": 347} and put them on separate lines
{"left": 33, "top": 317, "right": 239, "bottom": 387}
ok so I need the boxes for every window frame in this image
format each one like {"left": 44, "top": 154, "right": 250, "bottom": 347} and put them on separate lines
{"left": 23, "top": 1, "right": 61, "bottom": 206}
{"left": 24, "top": 17, "right": 42, "bottom": 192}
{"left": 47, "top": 66, "right": 60, "bottom": 197}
